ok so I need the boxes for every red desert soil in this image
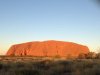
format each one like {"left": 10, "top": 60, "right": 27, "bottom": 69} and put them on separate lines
{"left": 6, "top": 40, "right": 89, "bottom": 57}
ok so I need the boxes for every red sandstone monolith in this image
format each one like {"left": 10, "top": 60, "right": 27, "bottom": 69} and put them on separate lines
{"left": 6, "top": 40, "right": 89, "bottom": 58}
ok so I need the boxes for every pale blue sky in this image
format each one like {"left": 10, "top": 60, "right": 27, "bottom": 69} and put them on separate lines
{"left": 0, "top": 0, "right": 100, "bottom": 54}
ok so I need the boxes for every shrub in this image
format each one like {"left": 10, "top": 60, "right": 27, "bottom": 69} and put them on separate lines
{"left": 78, "top": 53, "right": 86, "bottom": 59}
{"left": 85, "top": 52, "right": 96, "bottom": 59}
{"left": 0, "top": 59, "right": 100, "bottom": 75}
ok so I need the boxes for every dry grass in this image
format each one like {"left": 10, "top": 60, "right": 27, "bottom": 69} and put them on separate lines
{"left": 0, "top": 58, "right": 100, "bottom": 75}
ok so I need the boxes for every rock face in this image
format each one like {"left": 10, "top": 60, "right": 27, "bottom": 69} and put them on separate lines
{"left": 6, "top": 40, "right": 89, "bottom": 57}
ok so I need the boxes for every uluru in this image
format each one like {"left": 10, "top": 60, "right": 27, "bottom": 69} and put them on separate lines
{"left": 6, "top": 40, "right": 89, "bottom": 58}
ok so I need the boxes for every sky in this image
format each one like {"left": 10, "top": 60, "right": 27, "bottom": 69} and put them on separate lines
{"left": 0, "top": 0, "right": 100, "bottom": 55}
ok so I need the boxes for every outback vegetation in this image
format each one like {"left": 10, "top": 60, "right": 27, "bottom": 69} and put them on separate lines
{"left": 0, "top": 52, "right": 100, "bottom": 75}
{"left": 0, "top": 59, "right": 100, "bottom": 75}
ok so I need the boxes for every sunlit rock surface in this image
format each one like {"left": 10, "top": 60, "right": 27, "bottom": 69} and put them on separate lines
{"left": 6, "top": 40, "right": 89, "bottom": 57}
